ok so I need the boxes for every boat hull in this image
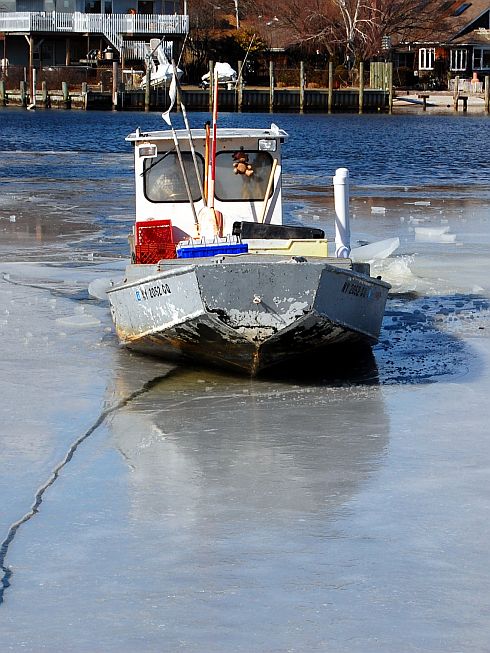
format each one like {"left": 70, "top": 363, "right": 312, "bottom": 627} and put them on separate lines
{"left": 108, "top": 257, "right": 390, "bottom": 375}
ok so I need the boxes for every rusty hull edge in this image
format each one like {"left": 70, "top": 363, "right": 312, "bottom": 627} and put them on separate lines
{"left": 114, "top": 308, "right": 377, "bottom": 376}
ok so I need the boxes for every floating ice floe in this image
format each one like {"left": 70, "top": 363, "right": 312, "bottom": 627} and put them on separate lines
{"left": 88, "top": 277, "right": 120, "bottom": 300}
{"left": 414, "top": 226, "right": 456, "bottom": 243}
{"left": 350, "top": 237, "right": 400, "bottom": 263}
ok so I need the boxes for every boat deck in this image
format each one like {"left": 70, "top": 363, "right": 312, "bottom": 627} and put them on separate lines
{"left": 122, "top": 255, "right": 362, "bottom": 284}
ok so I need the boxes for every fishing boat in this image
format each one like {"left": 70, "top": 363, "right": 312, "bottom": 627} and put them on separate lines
{"left": 107, "top": 74, "right": 391, "bottom": 376}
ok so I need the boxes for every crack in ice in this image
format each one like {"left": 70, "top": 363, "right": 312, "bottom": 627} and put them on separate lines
{"left": 0, "top": 373, "right": 169, "bottom": 606}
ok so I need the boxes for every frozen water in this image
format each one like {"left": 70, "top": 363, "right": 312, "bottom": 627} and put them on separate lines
{"left": 1, "top": 110, "right": 490, "bottom": 652}
{"left": 350, "top": 237, "right": 400, "bottom": 262}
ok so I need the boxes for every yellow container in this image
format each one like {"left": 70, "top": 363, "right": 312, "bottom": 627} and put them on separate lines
{"left": 245, "top": 238, "right": 329, "bottom": 257}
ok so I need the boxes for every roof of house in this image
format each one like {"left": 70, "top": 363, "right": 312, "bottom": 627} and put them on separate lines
{"left": 393, "top": 1, "right": 489, "bottom": 45}
{"left": 444, "top": 0, "right": 490, "bottom": 37}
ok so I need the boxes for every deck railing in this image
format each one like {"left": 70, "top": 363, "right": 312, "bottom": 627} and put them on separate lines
{"left": 0, "top": 12, "right": 189, "bottom": 36}
{"left": 123, "top": 40, "right": 173, "bottom": 62}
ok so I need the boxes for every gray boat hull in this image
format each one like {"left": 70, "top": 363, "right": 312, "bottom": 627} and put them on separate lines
{"left": 107, "top": 256, "right": 390, "bottom": 375}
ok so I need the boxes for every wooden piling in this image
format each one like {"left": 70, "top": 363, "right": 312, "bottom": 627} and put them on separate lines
{"left": 388, "top": 62, "right": 393, "bottom": 114}
{"left": 453, "top": 75, "right": 459, "bottom": 110}
{"left": 20, "top": 80, "right": 27, "bottom": 107}
{"left": 299, "top": 61, "right": 305, "bottom": 113}
{"left": 485, "top": 76, "right": 489, "bottom": 114}
{"left": 358, "top": 61, "right": 364, "bottom": 114}
{"left": 62, "top": 81, "right": 70, "bottom": 109}
{"left": 112, "top": 61, "right": 118, "bottom": 110}
{"left": 81, "top": 81, "right": 87, "bottom": 110}
{"left": 328, "top": 62, "right": 333, "bottom": 114}
{"left": 41, "top": 80, "right": 49, "bottom": 108}
{"left": 31, "top": 67, "right": 37, "bottom": 108}
{"left": 0, "top": 80, "right": 6, "bottom": 106}
{"left": 269, "top": 61, "right": 274, "bottom": 113}
{"left": 28, "top": 36, "right": 34, "bottom": 104}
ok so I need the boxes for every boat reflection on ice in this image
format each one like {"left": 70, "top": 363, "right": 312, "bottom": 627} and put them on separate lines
{"left": 105, "top": 350, "right": 388, "bottom": 527}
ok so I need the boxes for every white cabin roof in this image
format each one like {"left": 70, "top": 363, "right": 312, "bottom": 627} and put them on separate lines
{"left": 126, "top": 126, "right": 289, "bottom": 143}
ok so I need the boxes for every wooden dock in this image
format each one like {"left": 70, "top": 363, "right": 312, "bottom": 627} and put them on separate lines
{"left": 0, "top": 82, "right": 390, "bottom": 113}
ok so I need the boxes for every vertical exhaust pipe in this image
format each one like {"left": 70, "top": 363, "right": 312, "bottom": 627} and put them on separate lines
{"left": 333, "top": 167, "right": 351, "bottom": 258}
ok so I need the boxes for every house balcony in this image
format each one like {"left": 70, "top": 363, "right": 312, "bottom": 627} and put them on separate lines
{"left": 0, "top": 11, "right": 188, "bottom": 58}
{"left": 0, "top": 12, "right": 188, "bottom": 35}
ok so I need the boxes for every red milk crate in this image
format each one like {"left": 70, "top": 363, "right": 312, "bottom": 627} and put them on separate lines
{"left": 134, "top": 219, "right": 176, "bottom": 263}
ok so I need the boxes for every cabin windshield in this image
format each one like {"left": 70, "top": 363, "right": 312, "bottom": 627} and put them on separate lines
{"left": 215, "top": 151, "right": 274, "bottom": 202}
{"left": 144, "top": 152, "right": 204, "bottom": 203}
{"left": 143, "top": 147, "right": 276, "bottom": 204}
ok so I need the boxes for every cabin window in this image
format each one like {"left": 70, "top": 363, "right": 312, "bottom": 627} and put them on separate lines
{"left": 473, "top": 48, "right": 490, "bottom": 70}
{"left": 214, "top": 151, "right": 274, "bottom": 202}
{"left": 450, "top": 48, "right": 467, "bottom": 71}
{"left": 143, "top": 152, "right": 204, "bottom": 203}
{"left": 419, "top": 48, "right": 435, "bottom": 71}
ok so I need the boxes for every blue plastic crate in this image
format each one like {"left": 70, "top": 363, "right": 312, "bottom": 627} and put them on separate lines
{"left": 176, "top": 243, "right": 248, "bottom": 259}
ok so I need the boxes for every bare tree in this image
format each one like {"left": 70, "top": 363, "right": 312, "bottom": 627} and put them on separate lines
{"left": 243, "top": 0, "right": 449, "bottom": 63}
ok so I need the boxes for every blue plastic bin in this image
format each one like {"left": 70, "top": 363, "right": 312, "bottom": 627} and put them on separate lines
{"left": 176, "top": 243, "right": 248, "bottom": 259}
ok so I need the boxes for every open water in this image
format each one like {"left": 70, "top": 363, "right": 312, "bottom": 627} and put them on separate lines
{"left": 1, "top": 108, "right": 490, "bottom": 652}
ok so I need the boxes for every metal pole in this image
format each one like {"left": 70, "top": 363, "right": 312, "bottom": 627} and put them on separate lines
{"left": 485, "top": 76, "right": 489, "bottom": 114}
{"left": 333, "top": 168, "right": 351, "bottom": 258}
{"left": 144, "top": 56, "right": 151, "bottom": 111}
{"left": 236, "top": 59, "right": 242, "bottom": 111}
{"left": 269, "top": 60, "right": 274, "bottom": 113}
{"left": 208, "top": 60, "right": 214, "bottom": 112}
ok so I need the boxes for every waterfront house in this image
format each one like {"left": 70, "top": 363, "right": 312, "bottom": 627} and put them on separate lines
{"left": 393, "top": 0, "right": 490, "bottom": 89}
{"left": 0, "top": 0, "right": 188, "bottom": 68}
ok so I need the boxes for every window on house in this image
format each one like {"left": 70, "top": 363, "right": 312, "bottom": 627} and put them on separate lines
{"left": 419, "top": 48, "right": 435, "bottom": 70}
{"left": 453, "top": 2, "right": 471, "bottom": 16}
{"left": 473, "top": 48, "right": 490, "bottom": 70}
{"left": 450, "top": 48, "right": 467, "bottom": 71}
{"left": 85, "top": 0, "right": 101, "bottom": 12}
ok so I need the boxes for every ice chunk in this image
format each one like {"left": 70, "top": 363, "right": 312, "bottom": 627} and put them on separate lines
{"left": 88, "top": 277, "right": 118, "bottom": 300}
{"left": 350, "top": 237, "right": 400, "bottom": 262}
{"left": 414, "top": 226, "right": 456, "bottom": 243}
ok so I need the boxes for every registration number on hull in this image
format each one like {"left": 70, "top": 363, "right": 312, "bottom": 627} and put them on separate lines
{"left": 135, "top": 282, "right": 171, "bottom": 301}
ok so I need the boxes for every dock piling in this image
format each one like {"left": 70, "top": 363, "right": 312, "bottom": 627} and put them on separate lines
{"left": 328, "top": 62, "right": 333, "bottom": 114}
{"left": 20, "top": 80, "right": 27, "bottom": 107}
{"left": 62, "top": 81, "right": 70, "bottom": 109}
{"left": 358, "top": 61, "right": 364, "bottom": 114}
{"left": 299, "top": 61, "right": 305, "bottom": 114}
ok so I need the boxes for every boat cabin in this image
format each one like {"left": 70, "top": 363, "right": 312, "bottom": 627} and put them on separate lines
{"left": 127, "top": 125, "right": 288, "bottom": 242}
